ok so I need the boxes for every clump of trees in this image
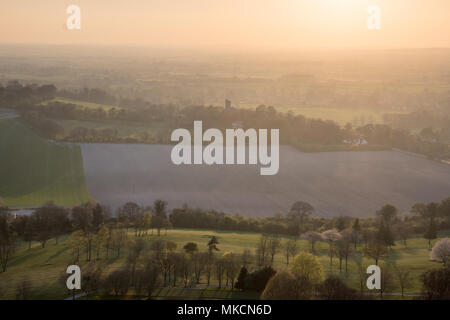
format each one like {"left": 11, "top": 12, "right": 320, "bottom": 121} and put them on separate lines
{"left": 317, "top": 275, "right": 357, "bottom": 300}
{"left": 1, "top": 194, "right": 450, "bottom": 299}
{"left": 421, "top": 267, "right": 450, "bottom": 300}
{"left": 262, "top": 251, "right": 324, "bottom": 300}
{"left": 235, "top": 266, "right": 276, "bottom": 292}
{"left": 0, "top": 81, "right": 56, "bottom": 108}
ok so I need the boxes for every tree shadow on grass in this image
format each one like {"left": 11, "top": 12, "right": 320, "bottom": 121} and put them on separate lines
{"left": 45, "top": 246, "right": 69, "bottom": 264}
{"left": 9, "top": 247, "right": 46, "bottom": 268}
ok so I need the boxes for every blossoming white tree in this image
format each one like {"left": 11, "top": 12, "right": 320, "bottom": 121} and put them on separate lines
{"left": 321, "top": 229, "right": 342, "bottom": 269}
{"left": 430, "top": 238, "right": 450, "bottom": 266}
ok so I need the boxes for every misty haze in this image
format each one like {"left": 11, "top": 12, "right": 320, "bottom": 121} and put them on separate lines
{"left": 0, "top": 0, "right": 449, "bottom": 303}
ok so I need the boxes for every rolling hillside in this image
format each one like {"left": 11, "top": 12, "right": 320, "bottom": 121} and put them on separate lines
{"left": 0, "top": 119, "right": 90, "bottom": 208}
{"left": 0, "top": 228, "right": 447, "bottom": 299}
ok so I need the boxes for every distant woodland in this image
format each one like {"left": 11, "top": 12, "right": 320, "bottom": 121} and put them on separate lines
{"left": 1, "top": 80, "right": 450, "bottom": 161}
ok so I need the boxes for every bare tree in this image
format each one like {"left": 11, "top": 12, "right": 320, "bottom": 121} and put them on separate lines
{"left": 150, "top": 239, "right": 166, "bottom": 260}
{"left": 394, "top": 265, "right": 412, "bottom": 297}
{"left": 267, "top": 236, "right": 281, "bottom": 265}
{"left": 127, "top": 238, "right": 146, "bottom": 285}
{"left": 192, "top": 252, "right": 209, "bottom": 284}
{"left": 68, "top": 230, "right": 84, "bottom": 264}
{"left": 169, "top": 252, "right": 184, "bottom": 287}
{"left": 136, "top": 262, "right": 161, "bottom": 298}
{"left": 223, "top": 252, "right": 240, "bottom": 289}
{"left": 364, "top": 241, "right": 388, "bottom": 265}
{"left": 301, "top": 231, "right": 322, "bottom": 254}
{"left": 83, "top": 232, "right": 95, "bottom": 262}
{"left": 95, "top": 225, "right": 109, "bottom": 260}
{"left": 180, "top": 254, "right": 192, "bottom": 287}
{"left": 361, "top": 228, "right": 376, "bottom": 249}
{"left": 241, "top": 249, "right": 253, "bottom": 269}
{"left": 379, "top": 263, "right": 395, "bottom": 299}
{"left": 72, "top": 203, "right": 96, "bottom": 259}
{"left": 283, "top": 239, "right": 298, "bottom": 265}
{"left": 204, "top": 253, "right": 215, "bottom": 286}
{"left": 112, "top": 226, "right": 128, "bottom": 258}
{"left": 0, "top": 210, "right": 15, "bottom": 272}
{"left": 215, "top": 258, "right": 226, "bottom": 289}
{"left": 256, "top": 235, "right": 269, "bottom": 266}
{"left": 354, "top": 257, "right": 367, "bottom": 297}
{"left": 159, "top": 254, "right": 172, "bottom": 287}
{"left": 15, "top": 277, "right": 32, "bottom": 300}
{"left": 104, "top": 224, "right": 113, "bottom": 258}
{"left": 337, "top": 229, "right": 354, "bottom": 272}
{"left": 394, "top": 222, "right": 412, "bottom": 248}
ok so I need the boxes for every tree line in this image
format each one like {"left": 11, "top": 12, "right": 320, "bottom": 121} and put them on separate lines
{"left": 1, "top": 196, "right": 449, "bottom": 299}
{"left": 3, "top": 81, "right": 449, "bottom": 160}
{"left": 171, "top": 198, "right": 450, "bottom": 239}
{"left": 1, "top": 196, "right": 449, "bottom": 273}
{"left": 0, "top": 81, "right": 56, "bottom": 108}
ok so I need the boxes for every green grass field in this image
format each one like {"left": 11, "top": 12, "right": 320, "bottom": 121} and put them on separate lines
{"left": 38, "top": 96, "right": 171, "bottom": 141}
{"left": 277, "top": 106, "right": 384, "bottom": 126}
{"left": 0, "top": 228, "right": 447, "bottom": 300}
{"left": 0, "top": 119, "right": 91, "bottom": 208}
{"left": 235, "top": 104, "right": 393, "bottom": 127}
{"left": 39, "top": 97, "right": 118, "bottom": 111}
{"left": 53, "top": 118, "right": 171, "bottom": 141}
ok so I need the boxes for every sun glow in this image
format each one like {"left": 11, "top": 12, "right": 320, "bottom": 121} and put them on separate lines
{"left": 308, "top": 0, "right": 368, "bottom": 17}
{"left": 1, "top": 0, "right": 450, "bottom": 48}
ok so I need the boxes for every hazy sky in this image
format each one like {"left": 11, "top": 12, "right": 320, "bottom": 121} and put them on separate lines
{"left": 1, "top": 0, "right": 450, "bottom": 49}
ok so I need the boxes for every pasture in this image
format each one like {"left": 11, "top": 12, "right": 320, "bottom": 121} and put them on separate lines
{"left": 276, "top": 106, "right": 385, "bottom": 126}
{"left": 53, "top": 118, "right": 171, "bottom": 142}
{"left": 0, "top": 119, "right": 91, "bottom": 208}
{"left": 39, "top": 97, "right": 118, "bottom": 111}
{"left": 0, "top": 228, "right": 447, "bottom": 300}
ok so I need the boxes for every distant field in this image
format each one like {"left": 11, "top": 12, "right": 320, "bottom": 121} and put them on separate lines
{"left": 276, "top": 106, "right": 385, "bottom": 126}
{"left": 81, "top": 143, "right": 450, "bottom": 217}
{"left": 0, "top": 228, "right": 447, "bottom": 299}
{"left": 39, "top": 97, "right": 118, "bottom": 111}
{"left": 0, "top": 119, "right": 91, "bottom": 207}
{"left": 234, "top": 104, "right": 387, "bottom": 126}
{"left": 53, "top": 118, "right": 170, "bottom": 141}
{"left": 38, "top": 97, "right": 171, "bottom": 141}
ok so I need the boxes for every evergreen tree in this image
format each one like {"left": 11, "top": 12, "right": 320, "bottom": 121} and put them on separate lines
{"left": 207, "top": 236, "right": 219, "bottom": 254}
{"left": 235, "top": 266, "right": 248, "bottom": 290}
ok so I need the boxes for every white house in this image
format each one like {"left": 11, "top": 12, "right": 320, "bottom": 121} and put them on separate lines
{"left": 343, "top": 137, "right": 368, "bottom": 146}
